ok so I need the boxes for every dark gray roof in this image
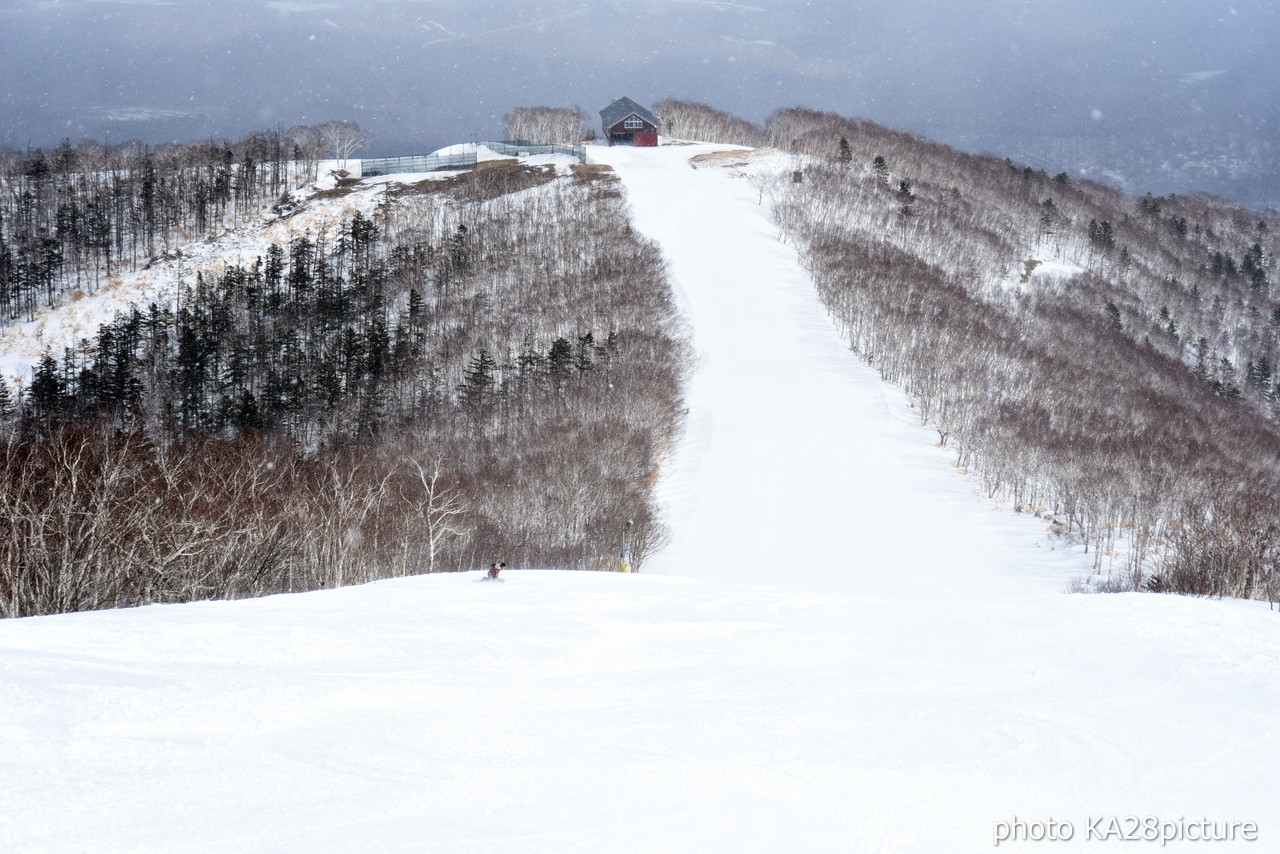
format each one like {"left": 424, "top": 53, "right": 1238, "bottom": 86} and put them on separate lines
{"left": 599, "top": 97, "right": 658, "bottom": 130}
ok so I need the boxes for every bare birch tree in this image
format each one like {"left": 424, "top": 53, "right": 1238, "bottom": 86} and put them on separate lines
{"left": 317, "top": 119, "right": 374, "bottom": 169}
{"left": 502, "top": 106, "right": 587, "bottom": 144}
{"left": 400, "top": 457, "right": 469, "bottom": 574}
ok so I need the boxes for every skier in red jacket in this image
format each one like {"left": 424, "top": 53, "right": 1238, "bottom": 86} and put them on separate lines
{"left": 487, "top": 562, "right": 506, "bottom": 579}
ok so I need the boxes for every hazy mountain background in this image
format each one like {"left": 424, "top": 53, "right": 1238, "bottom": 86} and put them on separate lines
{"left": 3, "top": 0, "right": 1278, "bottom": 206}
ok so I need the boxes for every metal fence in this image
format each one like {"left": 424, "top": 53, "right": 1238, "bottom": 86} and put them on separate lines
{"left": 482, "top": 141, "right": 587, "bottom": 160}
{"left": 359, "top": 150, "right": 479, "bottom": 177}
{"left": 359, "top": 141, "right": 587, "bottom": 178}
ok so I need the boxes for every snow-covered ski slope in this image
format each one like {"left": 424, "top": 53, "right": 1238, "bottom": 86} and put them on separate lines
{"left": 2, "top": 143, "right": 1279, "bottom": 854}
{"left": 596, "top": 143, "right": 1075, "bottom": 597}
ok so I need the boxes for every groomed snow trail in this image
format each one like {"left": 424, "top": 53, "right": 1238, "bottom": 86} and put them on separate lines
{"left": 595, "top": 143, "right": 1068, "bottom": 597}
{"left": 1, "top": 144, "right": 1277, "bottom": 854}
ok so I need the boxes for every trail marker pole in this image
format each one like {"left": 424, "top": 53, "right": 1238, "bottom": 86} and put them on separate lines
{"left": 620, "top": 519, "right": 634, "bottom": 572}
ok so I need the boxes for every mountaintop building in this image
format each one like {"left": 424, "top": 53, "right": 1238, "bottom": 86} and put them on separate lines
{"left": 599, "top": 97, "right": 659, "bottom": 147}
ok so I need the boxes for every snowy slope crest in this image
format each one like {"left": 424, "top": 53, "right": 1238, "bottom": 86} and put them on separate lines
{"left": 2, "top": 570, "right": 1277, "bottom": 853}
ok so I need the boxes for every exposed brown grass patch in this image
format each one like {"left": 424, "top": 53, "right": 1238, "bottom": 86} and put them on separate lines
{"left": 475, "top": 157, "right": 520, "bottom": 172}
{"left": 688, "top": 147, "right": 769, "bottom": 169}
{"left": 571, "top": 163, "right": 616, "bottom": 179}
{"left": 384, "top": 177, "right": 450, "bottom": 198}
{"left": 309, "top": 178, "right": 361, "bottom": 200}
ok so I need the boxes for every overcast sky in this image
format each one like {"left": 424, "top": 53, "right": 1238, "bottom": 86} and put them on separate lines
{"left": 3, "top": 0, "right": 1277, "bottom": 202}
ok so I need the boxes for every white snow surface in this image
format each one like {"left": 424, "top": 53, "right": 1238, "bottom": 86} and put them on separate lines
{"left": 2, "top": 143, "right": 1279, "bottom": 853}
{"left": 429, "top": 142, "right": 511, "bottom": 161}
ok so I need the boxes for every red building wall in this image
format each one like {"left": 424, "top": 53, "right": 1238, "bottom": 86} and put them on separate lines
{"left": 607, "top": 121, "right": 659, "bottom": 147}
